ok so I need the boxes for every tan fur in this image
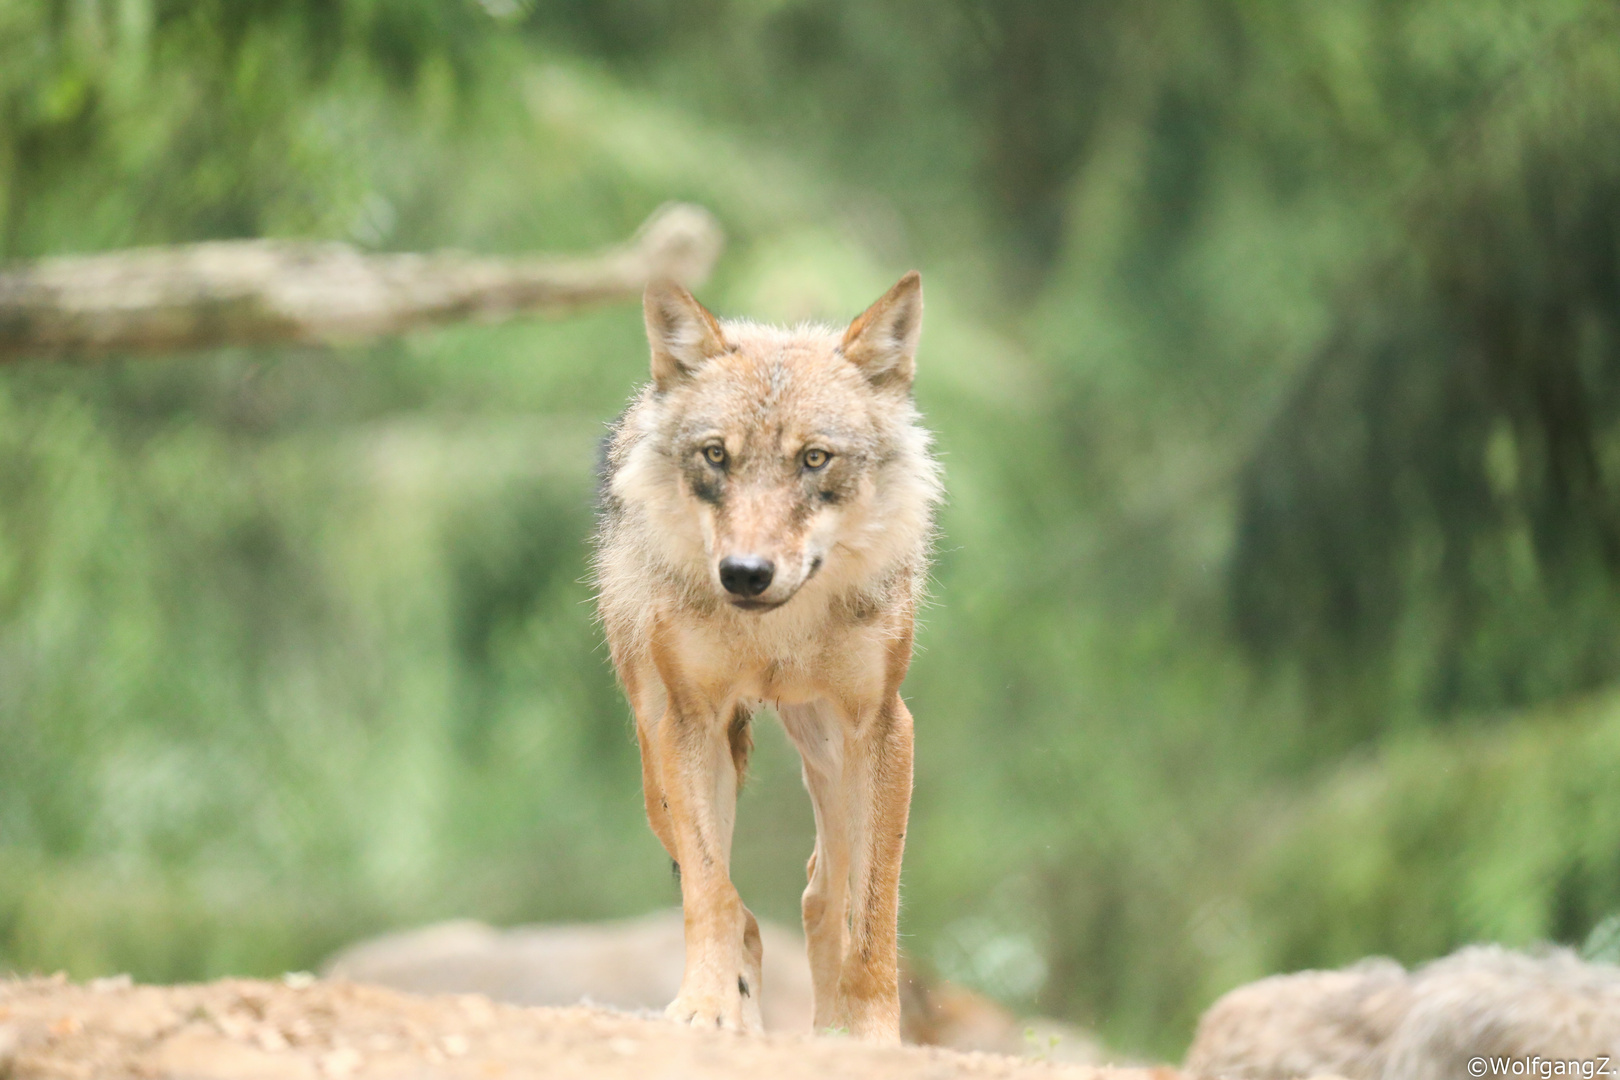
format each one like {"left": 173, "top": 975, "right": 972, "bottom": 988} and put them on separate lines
{"left": 1184, "top": 946, "right": 1620, "bottom": 1080}
{"left": 593, "top": 272, "right": 941, "bottom": 1043}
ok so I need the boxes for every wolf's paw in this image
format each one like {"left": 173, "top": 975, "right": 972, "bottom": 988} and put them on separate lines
{"left": 831, "top": 985, "right": 902, "bottom": 1045}
{"left": 665, "top": 974, "right": 762, "bottom": 1034}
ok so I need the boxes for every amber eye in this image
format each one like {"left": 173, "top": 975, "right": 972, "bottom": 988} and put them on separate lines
{"left": 803, "top": 448, "right": 830, "bottom": 470}
{"left": 703, "top": 444, "right": 727, "bottom": 467}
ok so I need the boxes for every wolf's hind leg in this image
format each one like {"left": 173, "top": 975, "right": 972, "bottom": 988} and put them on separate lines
{"left": 801, "top": 789, "right": 853, "bottom": 1029}
{"left": 780, "top": 701, "right": 853, "bottom": 1032}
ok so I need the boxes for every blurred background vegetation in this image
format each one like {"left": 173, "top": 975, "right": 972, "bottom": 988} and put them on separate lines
{"left": 3, "top": 0, "right": 1620, "bottom": 1060}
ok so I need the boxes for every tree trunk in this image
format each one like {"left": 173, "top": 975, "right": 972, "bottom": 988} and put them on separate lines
{"left": 0, "top": 203, "right": 722, "bottom": 361}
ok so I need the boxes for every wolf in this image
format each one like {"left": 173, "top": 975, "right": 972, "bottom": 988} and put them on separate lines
{"left": 592, "top": 271, "right": 941, "bottom": 1043}
{"left": 1184, "top": 946, "right": 1620, "bottom": 1080}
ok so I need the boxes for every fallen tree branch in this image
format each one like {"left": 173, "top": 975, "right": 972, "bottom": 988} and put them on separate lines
{"left": 0, "top": 203, "right": 723, "bottom": 361}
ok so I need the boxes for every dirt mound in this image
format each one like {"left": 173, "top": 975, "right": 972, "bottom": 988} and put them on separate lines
{"left": 320, "top": 909, "right": 1111, "bottom": 1061}
{"left": 0, "top": 975, "right": 1179, "bottom": 1080}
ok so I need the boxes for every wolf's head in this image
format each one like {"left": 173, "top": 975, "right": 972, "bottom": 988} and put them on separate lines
{"left": 610, "top": 272, "right": 939, "bottom": 615}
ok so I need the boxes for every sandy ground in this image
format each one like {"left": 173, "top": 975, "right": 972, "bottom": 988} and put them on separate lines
{"left": 0, "top": 974, "right": 1182, "bottom": 1080}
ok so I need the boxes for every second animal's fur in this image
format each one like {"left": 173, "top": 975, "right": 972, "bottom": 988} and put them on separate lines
{"left": 1185, "top": 945, "right": 1620, "bottom": 1080}
{"left": 593, "top": 272, "right": 942, "bottom": 1042}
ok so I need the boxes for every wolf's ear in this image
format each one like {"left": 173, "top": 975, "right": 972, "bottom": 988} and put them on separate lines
{"left": 841, "top": 271, "right": 923, "bottom": 391}
{"left": 645, "top": 279, "right": 728, "bottom": 391}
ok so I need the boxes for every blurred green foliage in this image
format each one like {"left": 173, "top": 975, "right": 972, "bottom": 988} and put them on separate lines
{"left": 3, "top": 0, "right": 1620, "bottom": 1060}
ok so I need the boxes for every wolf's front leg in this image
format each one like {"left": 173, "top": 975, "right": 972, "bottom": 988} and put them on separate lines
{"left": 782, "top": 695, "right": 913, "bottom": 1044}
{"left": 838, "top": 694, "right": 914, "bottom": 1043}
{"left": 649, "top": 701, "right": 764, "bottom": 1033}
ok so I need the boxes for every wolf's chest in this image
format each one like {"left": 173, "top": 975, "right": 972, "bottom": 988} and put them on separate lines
{"left": 673, "top": 607, "right": 890, "bottom": 710}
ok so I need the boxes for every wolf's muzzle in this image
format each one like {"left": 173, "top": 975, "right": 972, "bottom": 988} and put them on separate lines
{"left": 718, "top": 555, "right": 775, "bottom": 598}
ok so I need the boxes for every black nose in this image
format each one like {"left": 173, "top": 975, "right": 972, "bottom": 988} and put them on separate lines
{"left": 719, "top": 555, "right": 775, "bottom": 598}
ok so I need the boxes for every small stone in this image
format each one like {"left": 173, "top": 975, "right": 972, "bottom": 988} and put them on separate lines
{"left": 256, "top": 1027, "right": 290, "bottom": 1052}
{"left": 213, "top": 1013, "right": 251, "bottom": 1041}
{"left": 318, "top": 1046, "right": 363, "bottom": 1078}
{"left": 441, "top": 1034, "right": 469, "bottom": 1057}
{"left": 282, "top": 972, "right": 318, "bottom": 990}
{"left": 609, "top": 1037, "right": 639, "bottom": 1056}
{"left": 89, "top": 974, "right": 133, "bottom": 994}
{"left": 456, "top": 995, "right": 496, "bottom": 1026}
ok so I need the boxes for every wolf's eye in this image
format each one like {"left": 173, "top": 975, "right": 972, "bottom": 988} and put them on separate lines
{"left": 703, "top": 445, "right": 727, "bottom": 467}
{"left": 803, "top": 448, "right": 831, "bottom": 470}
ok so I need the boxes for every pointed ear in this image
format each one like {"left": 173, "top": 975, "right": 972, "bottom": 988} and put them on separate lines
{"left": 644, "top": 279, "right": 728, "bottom": 391}
{"left": 841, "top": 271, "right": 923, "bottom": 391}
